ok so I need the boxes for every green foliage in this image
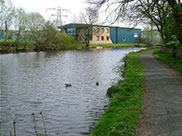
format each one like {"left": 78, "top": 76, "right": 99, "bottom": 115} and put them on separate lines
{"left": 166, "top": 41, "right": 180, "bottom": 49}
{"left": 59, "top": 34, "right": 83, "bottom": 50}
{"left": 142, "top": 27, "right": 162, "bottom": 45}
{"left": 0, "top": 39, "right": 35, "bottom": 47}
{"left": 90, "top": 51, "right": 144, "bottom": 136}
{"left": 106, "top": 85, "right": 120, "bottom": 98}
{"left": 90, "top": 43, "right": 147, "bottom": 48}
{"left": 154, "top": 51, "right": 182, "bottom": 74}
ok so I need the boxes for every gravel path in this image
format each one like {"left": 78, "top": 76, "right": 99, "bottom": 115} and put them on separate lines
{"left": 136, "top": 50, "right": 182, "bottom": 136}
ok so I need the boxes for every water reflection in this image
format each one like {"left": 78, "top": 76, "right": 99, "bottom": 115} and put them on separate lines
{"left": 0, "top": 48, "right": 142, "bottom": 136}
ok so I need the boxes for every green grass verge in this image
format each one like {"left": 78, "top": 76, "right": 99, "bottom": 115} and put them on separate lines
{"left": 89, "top": 51, "right": 144, "bottom": 136}
{"left": 90, "top": 43, "right": 147, "bottom": 48}
{"left": 154, "top": 50, "right": 182, "bottom": 74}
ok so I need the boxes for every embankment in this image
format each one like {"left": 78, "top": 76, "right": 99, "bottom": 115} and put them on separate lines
{"left": 89, "top": 50, "right": 145, "bottom": 136}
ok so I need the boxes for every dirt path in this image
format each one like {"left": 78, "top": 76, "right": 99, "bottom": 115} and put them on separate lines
{"left": 136, "top": 50, "right": 182, "bottom": 136}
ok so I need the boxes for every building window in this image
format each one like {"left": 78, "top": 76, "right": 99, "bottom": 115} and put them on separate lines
{"left": 107, "top": 36, "right": 109, "bottom": 41}
{"left": 80, "top": 28, "right": 82, "bottom": 32}
{"left": 106, "top": 28, "right": 109, "bottom": 33}
{"left": 134, "top": 32, "right": 139, "bottom": 38}
{"left": 101, "top": 28, "right": 104, "bottom": 33}
{"left": 96, "top": 36, "right": 99, "bottom": 41}
{"left": 122, "top": 37, "right": 126, "bottom": 42}
{"left": 101, "top": 36, "right": 104, "bottom": 40}
{"left": 96, "top": 28, "right": 99, "bottom": 33}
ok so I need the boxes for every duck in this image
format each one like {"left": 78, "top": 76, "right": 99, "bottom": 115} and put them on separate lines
{"left": 65, "top": 83, "right": 72, "bottom": 87}
{"left": 96, "top": 82, "right": 99, "bottom": 86}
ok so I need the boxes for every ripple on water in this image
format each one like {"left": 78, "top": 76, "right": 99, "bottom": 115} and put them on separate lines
{"left": 0, "top": 48, "right": 142, "bottom": 136}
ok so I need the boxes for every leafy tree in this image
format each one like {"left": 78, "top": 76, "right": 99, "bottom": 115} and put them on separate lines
{"left": 27, "top": 12, "right": 45, "bottom": 51}
{"left": 14, "top": 8, "right": 28, "bottom": 51}
{"left": 166, "top": 0, "right": 182, "bottom": 45}
{"left": 142, "top": 26, "right": 162, "bottom": 45}
{"left": 41, "top": 21, "right": 60, "bottom": 50}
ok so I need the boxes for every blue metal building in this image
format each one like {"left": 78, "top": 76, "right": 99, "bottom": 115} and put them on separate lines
{"left": 110, "top": 27, "right": 141, "bottom": 44}
{"left": 62, "top": 23, "right": 141, "bottom": 44}
{"left": 0, "top": 30, "right": 4, "bottom": 39}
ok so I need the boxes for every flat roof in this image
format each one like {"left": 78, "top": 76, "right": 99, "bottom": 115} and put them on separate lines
{"left": 62, "top": 23, "right": 141, "bottom": 30}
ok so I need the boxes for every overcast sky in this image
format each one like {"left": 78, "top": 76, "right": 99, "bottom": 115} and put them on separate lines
{"left": 11, "top": 0, "right": 142, "bottom": 28}
{"left": 12, "top": 0, "right": 88, "bottom": 24}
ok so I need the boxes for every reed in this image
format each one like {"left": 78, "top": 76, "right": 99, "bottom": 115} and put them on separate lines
{"left": 32, "top": 112, "right": 38, "bottom": 136}
{"left": 40, "top": 111, "right": 47, "bottom": 136}
{"left": 11, "top": 111, "right": 16, "bottom": 136}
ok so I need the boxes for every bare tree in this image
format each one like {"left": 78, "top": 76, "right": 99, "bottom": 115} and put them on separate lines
{"left": 78, "top": 7, "right": 98, "bottom": 47}
{"left": 14, "top": 8, "right": 28, "bottom": 51}
{"left": 0, "top": 0, "right": 15, "bottom": 38}
{"left": 87, "top": 0, "right": 182, "bottom": 45}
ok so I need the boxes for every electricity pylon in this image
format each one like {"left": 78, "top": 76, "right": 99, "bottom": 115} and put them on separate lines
{"left": 46, "top": 7, "right": 71, "bottom": 26}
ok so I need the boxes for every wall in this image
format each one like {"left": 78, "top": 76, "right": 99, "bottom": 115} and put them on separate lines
{"left": 89, "top": 26, "right": 113, "bottom": 44}
{"left": 110, "top": 27, "right": 141, "bottom": 44}
{"left": 0, "top": 30, "right": 4, "bottom": 39}
{"left": 63, "top": 23, "right": 141, "bottom": 44}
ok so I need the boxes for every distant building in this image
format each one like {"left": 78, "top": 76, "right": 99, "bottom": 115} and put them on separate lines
{"left": 0, "top": 30, "right": 4, "bottom": 39}
{"left": 63, "top": 23, "right": 141, "bottom": 44}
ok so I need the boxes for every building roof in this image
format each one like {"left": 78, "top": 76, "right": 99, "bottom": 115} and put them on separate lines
{"left": 62, "top": 23, "right": 141, "bottom": 30}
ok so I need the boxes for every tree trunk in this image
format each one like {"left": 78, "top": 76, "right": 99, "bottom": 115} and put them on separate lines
{"left": 15, "top": 29, "right": 21, "bottom": 52}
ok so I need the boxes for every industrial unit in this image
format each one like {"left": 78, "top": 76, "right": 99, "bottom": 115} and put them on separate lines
{"left": 0, "top": 30, "right": 4, "bottom": 39}
{"left": 63, "top": 23, "right": 141, "bottom": 44}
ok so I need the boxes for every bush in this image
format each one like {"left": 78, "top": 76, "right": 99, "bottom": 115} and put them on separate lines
{"left": 166, "top": 41, "right": 180, "bottom": 49}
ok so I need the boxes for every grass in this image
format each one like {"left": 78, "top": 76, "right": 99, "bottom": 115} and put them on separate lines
{"left": 154, "top": 50, "right": 182, "bottom": 74}
{"left": 0, "top": 37, "right": 83, "bottom": 53}
{"left": 89, "top": 50, "right": 144, "bottom": 136}
{"left": 90, "top": 43, "right": 148, "bottom": 48}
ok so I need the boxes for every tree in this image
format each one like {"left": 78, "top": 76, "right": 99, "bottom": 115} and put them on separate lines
{"left": 0, "top": 0, "right": 15, "bottom": 37}
{"left": 88, "top": 0, "right": 182, "bottom": 46}
{"left": 78, "top": 7, "right": 98, "bottom": 47}
{"left": 27, "top": 12, "right": 45, "bottom": 51}
{"left": 14, "top": 8, "right": 28, "bottom": 51}
{"left": 41, "top": 21, "right": 61, "bottom": 50}
{"left": 166, "top": 0, "right": 182, "bottom": 45}
{"left": 142, "top": 26, "right": 162, "bottom": 45}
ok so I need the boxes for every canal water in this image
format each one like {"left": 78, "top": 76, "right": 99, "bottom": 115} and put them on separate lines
{"left": 0, "top": 48, "right": 142, "bottom": 136}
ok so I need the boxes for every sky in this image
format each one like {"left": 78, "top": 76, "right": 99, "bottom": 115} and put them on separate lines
{"left": 12, "top": 0, "right": 88, "bottom": 24}
{"left": 11, "top": 0, "right": 142, "bottom": 28}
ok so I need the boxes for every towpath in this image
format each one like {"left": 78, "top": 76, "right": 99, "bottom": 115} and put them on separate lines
{"left": 136, "top": 50, "right": 182, "bottom": 136}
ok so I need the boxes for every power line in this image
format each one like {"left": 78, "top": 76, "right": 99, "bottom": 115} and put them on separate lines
{"left": 46, "top": 7, "right": 71, "bottom": 26}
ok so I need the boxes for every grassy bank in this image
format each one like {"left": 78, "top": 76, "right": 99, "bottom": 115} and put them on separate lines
{"left": 89, "top": 51, "right": 144, "bottom": 136}
{"left": 90, "top": 43, "right": 147, "bottom": 48}
{"left": 154, "top": 51, "right": 182, "bottom": 74}
{"left": 0, "top": 38, "right": 84, "bottom": 53}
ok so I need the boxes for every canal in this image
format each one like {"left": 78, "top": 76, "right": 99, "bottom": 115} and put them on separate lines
{"left": 0, "top": 48, "right": 142, "bottom": 136}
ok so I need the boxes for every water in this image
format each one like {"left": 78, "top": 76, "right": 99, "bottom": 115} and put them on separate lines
{"left": 0, "top": 48, "right": 142, "bottom": 136}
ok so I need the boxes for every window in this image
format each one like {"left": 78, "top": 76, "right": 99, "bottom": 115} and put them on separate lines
{"left": 96, "top": 28, "right": 99, "bottom": 33}
{"left": 106, "top": 28, "right": 109, "bottom": 33}
{"left": 101, "top": 28, "right": 104, "bottom": 33}
{"left": 134, "top": 32, "right": 139, "bottom": 38}
{"left": 107, "top": 36, "right": 109, "bottom": 41}
{"left": 80, "top": 28, "right": 83, "bottom": 32}
{"left": 96, "top": 36, "right": 99, "bottom": 41}
{"left": 101, "top": 36, "right": 104, "bottom": 41}
{"left": 122, "top": 37, "right": 126, "bottom": 42}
